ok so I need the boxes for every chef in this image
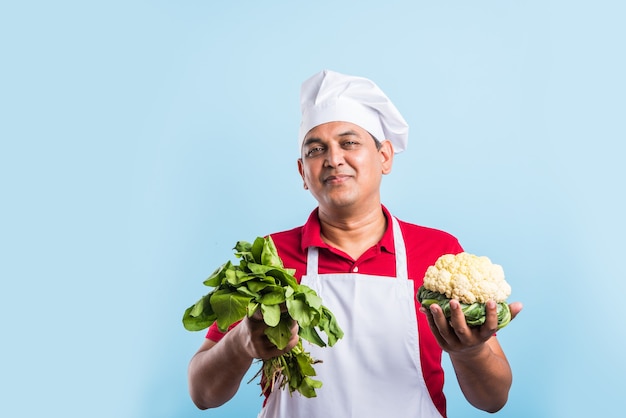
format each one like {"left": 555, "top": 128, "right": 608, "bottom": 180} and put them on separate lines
{"left": 187, "top": 69, "right": 522, "bottom": 417}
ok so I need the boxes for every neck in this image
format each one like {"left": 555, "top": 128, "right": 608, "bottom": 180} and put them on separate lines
{"left": 317, "top": 204, "right": 387, "bottom": 260}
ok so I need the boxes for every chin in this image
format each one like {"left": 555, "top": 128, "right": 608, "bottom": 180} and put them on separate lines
{"left": 322, "top": 197, "right": 359, "bottom": 209}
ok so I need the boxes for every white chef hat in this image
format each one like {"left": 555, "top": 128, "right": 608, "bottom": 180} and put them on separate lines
{"left": 299, "top": 69, "right": 409, "bottom": 154}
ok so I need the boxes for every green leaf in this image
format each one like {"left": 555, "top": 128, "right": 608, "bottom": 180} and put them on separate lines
{"left": 264, "top": 316, "right": 293, "bottom": 350}
{"left": 236, "top": 286, "right": 259, "bottom": 298}
{"left": 460, "top": 303, "right": 486, "bottom": 326}
{"left": 251, "top": 237, "right": 265, "bottom": 263}
{"left": 295, "top": 351, "right": 317, "bottom": 376}
{"left": 299, "top": 286, "right": 323, "bottom": 310}
{"left": 298, "top": 376, "right": 322, "bottom": 398}
{"left": 225, "top": 268, "right": 255, "bottom": 286}
{"left": 298, "top": 325, "right": 326, "bottom": 347}
{"left": 286, "top": 297, "right": 317, "bottom": 328}
{"left": 266, "top": 268, "right": 299, "bottom": 289}
{"left": 246, "top": 262, "right": 275, "bottom": 275}
{"left": 182, "top": 305, "right": 216, "bottom": 332}
{"left": 234, "top": 241, "right": 255, "bottom": 263}
{"left": 247, "top": 301, "right": 260, "bottom": 317}
{"left": 261, "top": 303, "right": 281, "bottom": 327}
{"left": 188, "top": 292, "right": 215, "bottom": 318}
{"left": 247, "top": 281, "right": 273, "bottom": 293}
{"left": 261, "top": 236, "right": 283, "bottom": 267}
{"left": 210, "top": 289, "right": 251, "bottom": 332}
{"left": 203, "top": 261, "right": 231, "bottom": 287}
{"left": 257, "top": 286, "right": 286, "bottom": 305}
{"left": 234, "top": 240, "right": 252, "bottom": 253}
{"left": 319, "top": 306, "right": 344, "bottom": 347}
{"left": 189, "top": 295, "right": 208, "bottom": 317}
{"left": 496, "top": 302, "right": 511, "bottom": 330}
{"left": 416, "top": 286, "right": 447, "bottom": 308}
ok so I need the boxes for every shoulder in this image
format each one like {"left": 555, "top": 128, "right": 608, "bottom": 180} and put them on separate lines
{"left": 394, "top": 218, "right": 464, "bottom": 282}
{"left": 382, "top": 205, "right": 460, "bottom": 250}
{"left": 396, "top": 217, "right": 462, "bottom": 249}
{"left": 268, "top": 225, "right": 303, "bottom": 247}
{"left": 267, "top": 225, "right": 306, "bottom": 261}
{"left": 398, "top": 219, "right": 463, "bottom": 257}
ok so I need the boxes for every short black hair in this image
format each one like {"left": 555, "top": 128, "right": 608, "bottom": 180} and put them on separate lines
{"left": 370, "top": 133, "right": 383, "bottom": 150}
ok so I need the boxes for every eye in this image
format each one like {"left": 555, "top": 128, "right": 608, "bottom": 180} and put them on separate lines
{"left": 342, "top": 140, "right": 360, "bottom": 148}
{"left": 305, "top": 145, "right": 325, "bottom": 157}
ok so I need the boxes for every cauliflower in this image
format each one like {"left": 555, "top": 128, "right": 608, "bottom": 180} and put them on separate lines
{"left": 417, "top": 252, "right": 512, "bottom": 330}
{"left": 423, "top": 252, "right": 511, "bottom": 303}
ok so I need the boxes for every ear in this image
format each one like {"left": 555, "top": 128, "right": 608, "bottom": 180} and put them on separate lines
{"left": 297, "top": 158, "right": 308, "bottom": 189}
{"left": 380, "top": 140, "right": 394, "bottom": 174}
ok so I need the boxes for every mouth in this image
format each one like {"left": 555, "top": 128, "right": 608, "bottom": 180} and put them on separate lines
{"left": 323, "top": 174, "right": 352, "bottom": 184}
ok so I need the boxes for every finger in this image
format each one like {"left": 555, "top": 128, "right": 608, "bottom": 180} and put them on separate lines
{"left": 290, "top": 318, "right": 299, "bottom": 334}
{"left": 420, "top": 306, "right": 437, "bottom": 331}
{"left": 285, "top": 331, "right": 300, "bottom": 352}
{"left": 286, "top": 319, "right": 300, "bottom": 344}
{"left": 448, "top": 299, "right": 470, "bottom": 332}
{"left": 479, "top": 300, "right": 499, "bottom": 338}
{"left": 421, "top": 305, "right": 448, "bottom": 348}
{"left": 429, "top": 303, "right": 458, "bottom": 343}
{"left": 448, "top": 299, "right": 487, "bottom": 345}
{"left": 485, "top": 300, "right": 498, "bottom": 328}
{"left": 509, "top": 301, "right": 523, "bottom": 320}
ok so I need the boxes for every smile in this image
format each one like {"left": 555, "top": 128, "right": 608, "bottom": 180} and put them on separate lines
{"left": 324, "top": 174, "right": 352, "bottom": 184}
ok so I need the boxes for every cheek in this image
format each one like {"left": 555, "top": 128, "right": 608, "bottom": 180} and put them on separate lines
{"left": 354, "top": 154, "right": 381, "bottom": 174}
{"left": 301, "top": 164, "right": 318, "bottom": 184}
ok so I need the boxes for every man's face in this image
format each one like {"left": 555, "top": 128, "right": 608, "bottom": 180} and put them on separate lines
{"left": 298, "top": 121, "right": 393, "bottom": 212}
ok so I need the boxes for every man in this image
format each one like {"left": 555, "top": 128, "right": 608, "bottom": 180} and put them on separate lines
{"left": 188, "top": 69, "right": 523, "bottom": 417}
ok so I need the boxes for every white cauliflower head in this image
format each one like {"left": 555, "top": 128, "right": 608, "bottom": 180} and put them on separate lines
{"left": 423, "top": 252, "right": 511, "bottom": 304}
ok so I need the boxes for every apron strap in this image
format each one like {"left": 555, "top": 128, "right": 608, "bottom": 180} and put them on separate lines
{"left": 305, "top": 215, "right": 409, "bottom": 280}
{"left": 306, "top": 247, "right": 319, "bottom": 277}
{"left": 391, "top": 216, "right": 408, "bottom": 281}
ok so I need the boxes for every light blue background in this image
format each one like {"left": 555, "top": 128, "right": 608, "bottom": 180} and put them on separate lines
{"left": 2, "top": 1, "right": 624, "bottom": 417}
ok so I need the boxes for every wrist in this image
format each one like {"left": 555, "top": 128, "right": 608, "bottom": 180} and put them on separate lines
{"left": 449, "top": 342, "right": 491, "bottom": 364}
{"left": 224, "top": 322, "right": 257, "bottom": 363}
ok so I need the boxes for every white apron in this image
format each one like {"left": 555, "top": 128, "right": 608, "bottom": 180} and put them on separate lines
{"left": 258, "top": 217, "right": 443, "bottom": 418}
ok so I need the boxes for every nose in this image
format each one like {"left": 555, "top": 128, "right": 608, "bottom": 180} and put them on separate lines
{"left": 324, "top": 143, "right": 344, "bottom": 168}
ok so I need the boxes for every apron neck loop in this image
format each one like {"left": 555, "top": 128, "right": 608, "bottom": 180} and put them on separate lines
{"left": 305, "top": 216, "right": 409, "bottom": 280}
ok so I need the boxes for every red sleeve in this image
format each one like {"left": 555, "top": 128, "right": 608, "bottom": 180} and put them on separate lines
{"left": 205, "top": 320, "right": 241, "bottom": 342}
{"left": 205, "top": 322, "right": 226, "bottom": 342}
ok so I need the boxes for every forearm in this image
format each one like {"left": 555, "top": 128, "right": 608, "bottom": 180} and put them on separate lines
{"left": 188, "top": 329, "right": 254, "bottom": 410}
{"left": 449, "top": 339, "right": 512, "bottom": 413}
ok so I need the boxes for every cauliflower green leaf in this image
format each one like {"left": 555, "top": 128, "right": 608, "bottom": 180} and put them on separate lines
{"left": 417, "top": 287, "right": 512, "bottom": 330}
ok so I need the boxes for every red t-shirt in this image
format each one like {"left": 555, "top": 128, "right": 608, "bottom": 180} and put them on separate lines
{"left": 205, "top": 205, "right": 463, "bottom": 416}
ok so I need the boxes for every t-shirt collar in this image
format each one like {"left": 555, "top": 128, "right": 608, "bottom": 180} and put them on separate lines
{"left": 300, "top": 205, "right": 396, "bottom": 255}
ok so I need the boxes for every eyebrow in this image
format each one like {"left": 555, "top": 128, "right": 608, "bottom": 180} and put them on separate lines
{"left": 338, "top": 130, "right": 360, "bottom": 137}
{"left": 302, "top": 137, "right": 323, "bottom": 147}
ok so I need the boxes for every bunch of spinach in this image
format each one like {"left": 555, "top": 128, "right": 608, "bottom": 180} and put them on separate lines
{"left": 182, "top": 236, "right": 344, "bottom": 398}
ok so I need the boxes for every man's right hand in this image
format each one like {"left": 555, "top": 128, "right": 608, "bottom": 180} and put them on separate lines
{"left": 237, "top": 308, "right": 300, "bottom": 360}
{"left": 188, "top": 307, "right": 300, "bottom": 409}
